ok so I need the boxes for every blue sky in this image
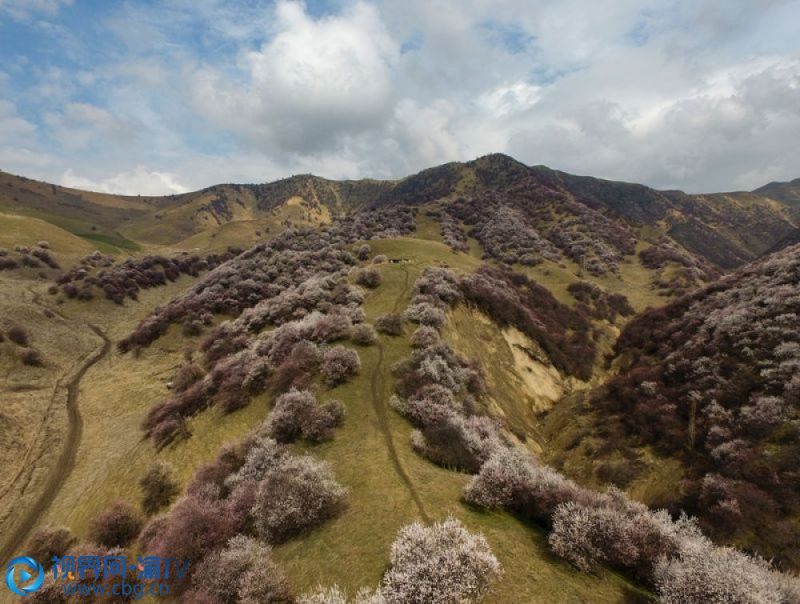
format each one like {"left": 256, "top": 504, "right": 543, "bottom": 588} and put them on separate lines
{"left": 0, "top": 0, "right": 799, "bottom": 194}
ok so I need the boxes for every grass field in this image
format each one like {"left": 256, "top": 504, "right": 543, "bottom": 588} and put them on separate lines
{"left": 0, "top": 230, "right": 658, "bottom": 603}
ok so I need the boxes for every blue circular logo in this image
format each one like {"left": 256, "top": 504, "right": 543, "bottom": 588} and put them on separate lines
{"left": 5, "top": 556, "right": 44, "bottom": 597}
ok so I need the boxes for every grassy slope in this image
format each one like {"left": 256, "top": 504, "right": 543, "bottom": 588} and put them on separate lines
{"left": 274, "top": 239, "right": 645, "bottom": 602}
{"left": 0, "top": 276, "right": 97, "bottom": 545}
{"left": 0, "top": 234, "right": 647, "bottom": 603}
{"left": 0, "top": 213, "right": 95, "bottom": 259}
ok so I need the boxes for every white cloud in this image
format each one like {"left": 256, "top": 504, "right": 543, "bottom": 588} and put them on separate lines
{"left": 3, "top": 0, "right": 800, "bottom": 193}
{"left": 0, "top": 100, "right": 36, "bottom": 143}
{"left": 44, "top": 102, "right": 142, "bottom": 151}
{"left": 192, "top": 0, "right": 399, "bottom": 153}
{"left": 0, "top": 0, "right": 72, "bottom": 21}
{"left": 507, "top": 56, "right": 800, "bottom": 191}
{"left": 60, "top": 166, "right": 188, "bottom": 195}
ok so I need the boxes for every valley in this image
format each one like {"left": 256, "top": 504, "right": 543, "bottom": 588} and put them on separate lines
{"left": 0, "top": 155, "right": 798, "bottom": 603}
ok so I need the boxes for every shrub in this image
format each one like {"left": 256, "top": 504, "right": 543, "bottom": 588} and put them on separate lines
{"left": 26, "top": 580, "right": 68, "bottom": 604}
{"left": 26, "top": 527, "right": 76, "bottom": 570}
{"left": 224, "top": 437, "right": 288, "bottom": 492}
{"left": 31, "top": 248, "right": 60, "bottom": 269}
{"left": 87, "top": 500, "right": 144, "bottom": 548}
{"left": 351, "top": 323, "right": 377, "bottom": 346}
{"left": 412, "top": 415, "right": 502, "bottom": 473}
{"left": 312, "top": 313, "right": 353, "bottom": 343}
{"left": 253, "top": 454, "right": 347, "bottom": 543}
{"left": 410, "top": 326, "right": 439, "bottom": 348}
{"left": 567, "top": 281, "right": 634, "bottom": 321}
{"left": 270, "top": 340, "right": 321, "bottom": 393}
{"left": 464, "top": 448, "right": 584, "bottom": 525}
{"left": 138, "top": 514, "right": 169, "bottom": 551}
{"left": 321, "top": 346, "right": 361, "bottom": 387}
{"left": 186, "top": 535, "right": 293, "bottom": 604}
{"left": 404, "top": 302, "right": 446, "bottom": 330}
{"left": 375, "top": 314, "right": 405, "bottom": 336}
{"left": 548, "top": 491, "right": 688, "bottom": 579}
{"left": 372, "top": 254, "right": 387, "bottom": 264}
{"left": 7, "top": 325, "right": 29, "bottom": 346}
{"left": 267, "top": 389, "right": 344, "bottom": 444}
{"left": 20, "top": 348, "right": 43, "bottom": 366}
{"left": 43, "top": 544, "right": 130, "bottom": 603}
{"left": 0, "top": 257, "right": 18, "bottom": 270}
{"left": 356, "top": 244, "right": 371, "bottom": 261}
{"left": 381, "top": 518, "right": 502, "bottom": 603}
{"left": 654, "top": 542, "right": 798, "bottom": 603}
{"left": 173, "top": 363, "right": 205, "bottom": 392}
{"left": 144, "top": 494, "right": 238, "bottom": 587}
{"left": 356, "top": 268, "right": 382, "bottom": 289}
{"left": 300, "top": 585, "right": 385, "bottom": 603}
{"left": 140, "top": 461, "right": 180, "bottom": 514}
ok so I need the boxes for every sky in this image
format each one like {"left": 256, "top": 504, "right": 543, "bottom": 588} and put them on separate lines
{"left": 0, "top": 0, "right": 799, "bottom": 195}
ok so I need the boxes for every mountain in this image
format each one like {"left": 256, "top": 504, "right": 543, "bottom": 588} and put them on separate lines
{"left": 3, "top": 156, "right": 797, "bottom": 265}
{"left": 1, "top": 155, "right": 799, "bottom": 603}
{"left": 755, "top": 177, "right": 800, "bottom": 207}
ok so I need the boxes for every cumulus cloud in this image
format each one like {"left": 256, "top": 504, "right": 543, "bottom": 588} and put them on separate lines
{"left": 2, "top": 0, "right": 800, "bottom": 193}
{"left": 507, "top": 56, "right": 800, "bottom": 190}
{"left": 191, "top": 0, "right": 399, "bottom": 153}
{"left": 60, "top": 166, "right": 188, "bottom": 195}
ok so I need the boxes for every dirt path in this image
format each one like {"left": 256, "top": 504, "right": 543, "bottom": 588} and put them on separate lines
{"left": 391, "top": 265, "right": 411, "bottom": 313}
{"left": 0, "top": 319, "right": 110, "bottom": 563}
{"left": 369, "top": 263, "right": 429, "bottom": 521}
{"left": 371, "top": 341, "right": 429, "bottom": 522}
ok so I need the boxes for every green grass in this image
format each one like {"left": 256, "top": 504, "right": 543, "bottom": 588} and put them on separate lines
{"left": 272, "top": 257, "right": 647, "bottom": 602}
{"left": 1, "top": 235, "right": 652, "bottom": 603}
{"left": 77, "top": 231, "right": 141, "bottom": 252}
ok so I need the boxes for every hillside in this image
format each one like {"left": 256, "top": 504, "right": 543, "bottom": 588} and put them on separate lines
{"left": 549, "top": 243, "right": 800, "bottom": 568}
{"left": 0, "top": 158, "right": 799, "bottom": 603}
{"left": 755, "top": 177, "right": 800, "bottom": 207}
{"left": 2, "top": 155, "right": 797, "bottom": 263}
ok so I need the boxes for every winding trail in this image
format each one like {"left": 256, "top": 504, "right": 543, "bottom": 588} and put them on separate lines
{"left": 0, "top": 296, "right": 110, "bottom": 562}
{"left": 369, "top": 264, "right": 430, "bottom": 521}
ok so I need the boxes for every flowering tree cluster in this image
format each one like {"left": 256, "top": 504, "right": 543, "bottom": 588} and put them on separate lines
{"left": 595, "top": 243, "right": 800, "bottom": 562}
{"left": 54, "top": 248, "right": 241, "bottom": 305}
{"left": 0, "top": 243, "right": 60, "bottom": 271}
{"left": 639, "top": 237, "right": 721, "bottom": 296}
{"left": 120, "top": 205, "right": 415, "bottom": 352}
{"left": 144, "top": 434, "right": 346, "bottom": 596}
{"left": 185, "top": 535, "right": 293, "bottom": 603}
{"left": 464, "top": 447, "right": 800, "bottom": 602}
{"left": 566, "top": 281, "right": 634, "bottom": 322}
{"left": 144, "top": 310, "right": 360, "bottom": 447}
{"left": 355, "top": 267, "right": 382, "bottom": 289}
{"left": 438, "top": 177, "right": 637, "bottom": 275}
{"left": 446, "top": 196, "right": 560, "bottom": 266}
{"left": 425, "top": 207, "right": 469, "bottom": 252}
{"left": 403, "top": 267, "right": 462, "bottom": 331}
{"left": 301, "top": 518, "right": 502, "bottom": 604}
{"left": 267, "top": 388, "right": 345, "bottom": 443}
{"left": 392, "top": 270, "right": 502, "bottom": 473}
